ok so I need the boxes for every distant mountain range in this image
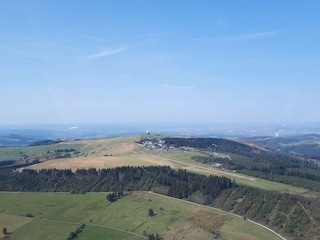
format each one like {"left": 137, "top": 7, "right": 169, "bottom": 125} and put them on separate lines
{"left": 0, "top": 125, "right": 143, "bottom": 147}
{"left": 1, "top": 123, "right": 320, "bottom": 151}
{"left": 245, "top": 134, "right": 320, "bottom": 159}
{"left": 0, "top": 134, "right": 35, "bottom": 147}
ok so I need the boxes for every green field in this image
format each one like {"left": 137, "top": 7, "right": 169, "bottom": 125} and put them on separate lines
{"left": 0, "top": 135, "right": 142, "bottom": 162}
{"left": 0, "top": 135, "right": 312, "bottom": 239}
{"left": 9, "top": 219, "right": 80, "bottom": 240}
{"left": 0, "top": 135, "right": 310, "bottom": 196}
{"left": 158, "top": 151, "right": 308, "bottom": 194}
{"left": 0, "top": 192, "right": 283, "bottom": 240}
{"left": 0, "top": 143, "right": 85, "bottom": 162}
{"left": 0, "top": 135, "right": 309, "bottom": 195}
{"left": 76, "top": 226, "right": 143, "bottom": 240}
{"left": 0, "top": 213, "right": 32, "bottom": 239}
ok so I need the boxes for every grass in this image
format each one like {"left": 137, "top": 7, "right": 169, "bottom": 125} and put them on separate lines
{"left": 1, "top": 135, "right": 309, "bottom": 195}
{"left": 77, "top": 225, "right": 144, "bottom": 240}
{"left": 9, "top": 219, "right": 79, "bottom": 240}
{"left": 234, "top": 176, "right": 307, "bottom": 193}
{"left": 90, "top": 192, "right": 193, "bottom": 235}
{"left": 0, "top": 135, "right": 142, "bottom": 163}
{"left": 0, "top": 143, "right": 85, "bottom": 163}
{"left": 0, "top": 213, "right": 32, "bottom": 238}
{"left": 220, "top": 217, "right": 278, "bottom": 240}
{"left": 0, "top": 192, "right": 284, "bottom": 240}
{"left": 4, "top": 136, "right": 307, "bottom": 195}
{"left": 0, "top": 192, "right": 104, "bottom": 222}
{"left": 158, "top": 151, "right": 308, "bottom": 194}
{"left": 24, "top": 155, "right": 158, "bottom": 172}
{"left": 160, "top": 151, "right": 209, "bottom": 164}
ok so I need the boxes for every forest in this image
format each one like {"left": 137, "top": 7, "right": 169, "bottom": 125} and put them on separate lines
{"left": 162, "top": 137, "right": 320, "bottom": 191}
{"left": 0, "top": 165, "right": 319, "bottom": 239}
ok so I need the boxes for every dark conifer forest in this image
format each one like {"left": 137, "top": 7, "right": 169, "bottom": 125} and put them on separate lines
{"left": 0, "top": 165, "right": 319, "bottom": 239}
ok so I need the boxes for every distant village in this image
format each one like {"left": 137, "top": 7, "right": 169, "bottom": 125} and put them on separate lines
{"left": 140, "top": 139, "right": 193, "bottom": 152}
{"left": 139, "top": 138, "right": 229, "bottom": 169}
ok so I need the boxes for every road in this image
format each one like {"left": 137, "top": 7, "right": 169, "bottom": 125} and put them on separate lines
{"left": 149, "top": 191, "right": 287, "bottom": 240}
{"left": 148, "top": 152, "right": 256, "bottom": 180}
{"left": 0, "top": 190, "right": 287, "bottom": 240}
{"left": 19, "top": 194, "right": 287, "bottom": 240}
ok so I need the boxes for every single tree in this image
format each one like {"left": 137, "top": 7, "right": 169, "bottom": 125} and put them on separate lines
{"left": 148, "top": 208, "right": 155, "bottom": 217}
{"left": 106, "top": 192, "right": 117, "bottom": 202}
{"left": 2, "top": 227, "right": 8, "bottom": 235}
{"left": 148, "top": 234, "right": 155, "bottom": 240}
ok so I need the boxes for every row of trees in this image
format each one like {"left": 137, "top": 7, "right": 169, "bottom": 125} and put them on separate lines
{"left": 66, "top": 224, "right": 85, "bottom": 240}
{"left": 212, "top": 185, "right": 320, "bottom": 239}
{"left": 0, "top": 165, "right": 319, "bottom": 239}
{"left": 106, "top": 190, "right": 124, "bottom": 202}
{"left": 0, "top": 166, "right": 233, "bottom": 202}
{"left": 164, "top": 137, "right": 320, "bottom": 191}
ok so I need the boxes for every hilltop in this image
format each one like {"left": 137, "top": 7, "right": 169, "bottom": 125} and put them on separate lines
{"left": 0, "top": 134, "right": 320, "bottom": 239}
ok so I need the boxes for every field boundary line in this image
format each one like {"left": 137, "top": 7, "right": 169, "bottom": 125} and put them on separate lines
{"left": 148, "top": 191, "right": 287, "bottom": 240}
{"left": 149, "top": 152, "right": 255, "bottom": 180}
{"left": 297, "top": 201, "right": 320, "bottom": 230}
{"left": 39, "top": 218, "right": 147, "bottom": 239}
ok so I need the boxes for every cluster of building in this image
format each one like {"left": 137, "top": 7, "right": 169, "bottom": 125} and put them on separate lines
{"left": 141, "top": 139, "right": 191, "bottom": 152}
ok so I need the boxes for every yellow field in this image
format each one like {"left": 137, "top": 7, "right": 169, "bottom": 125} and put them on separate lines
{"left": 24, "top": 154, "right": 176, "bottom": 171}
{"left": 19, "top": 135, "right": 180, "bottom": 171}
{"left": 0, "top": 213, "right": 32, "bottom": 238}
{"left": 68, "top": 135, "right": 144, "bottom": 156}
{"left": 18, "top": 135, "right": 308, "bottom": 194}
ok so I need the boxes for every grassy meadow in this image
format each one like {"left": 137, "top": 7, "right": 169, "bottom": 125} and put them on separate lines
{"left": 0, "top": 134, "right": 309, "bottom": 194}
{"left": 158, "top": 151, "right": 308, "bottom": 194}
{"left": 0, "top": 135, "right": 311, "bottom": 239}
{"left": 0, "top": 192, "right": 283, "bottom": 240}
{"left": 76, "top": 226, "right": 143, "bottom": 240}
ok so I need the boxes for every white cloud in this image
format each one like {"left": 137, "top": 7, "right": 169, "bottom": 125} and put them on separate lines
{"left": 88, "top": 48, "right": 127, "bottom": 59}
{"left": 191, "top": 31, "right": 280, "bottom": 42}
{"left": 225, "top": 31, "right": 279, "bottom": 41}
{"left": 87, "top": 39, "right": 159, "bottom": 60}
{"left": 161, "top": 84, "right": 194, "bottom": 91}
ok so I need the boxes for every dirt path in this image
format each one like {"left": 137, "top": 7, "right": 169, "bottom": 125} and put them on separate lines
{"left": 297, "top": 201, "right": 320, "bottom": 231}
{"left": 39, "top": 218, "right": 147, "bottom": 239}
{"left": 148, "top": 153, "right": 256, "bottom": 180}
{"left": 0, "top": 191, "right": 286, "bottom": 240}
{"left": 149, "top": 191, "right": 287, "bottom": 240}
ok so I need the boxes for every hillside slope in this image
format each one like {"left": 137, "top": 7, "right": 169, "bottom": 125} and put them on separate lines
{"left": 1, "top": 135, "right": 320, "bottom": 239}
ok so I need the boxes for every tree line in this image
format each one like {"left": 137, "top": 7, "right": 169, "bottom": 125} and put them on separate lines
{"left": 163, "top": 137, "right": 320, "bottom": 191}
{"left": 0, "top": 166, "right": 233, "bottom": 200}
{"left": 0, "top": 165, "right": 319, "bottom": 239}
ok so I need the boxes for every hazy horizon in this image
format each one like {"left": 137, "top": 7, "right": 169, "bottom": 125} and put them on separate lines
{"left": 1, "top": 122, "right": 320, "bottom": 140}
{"left": 1, "top": 1, "right": 320, "bottom": 125}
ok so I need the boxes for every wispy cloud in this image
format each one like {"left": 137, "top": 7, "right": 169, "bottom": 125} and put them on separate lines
{"left": 161, "top": 84, "right": 194, "bottom": 91}
{"left": 191, "top": 31, "right": 280, "bottom": 42}
{"left": 88, "top": 47, "right": 127, "bottom": 59}
{"left": 136, "top": 28, "right": 199, "bottom": 39}
{"left": 225, "top": 31, "right": 279, "bottom": 41}
{"left": 87, "top": 39, "right": 157, "bottom": 59}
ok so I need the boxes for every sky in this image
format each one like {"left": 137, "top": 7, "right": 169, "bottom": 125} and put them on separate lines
{"left": 1, "top": 1, "right": 320, "bottom": 125}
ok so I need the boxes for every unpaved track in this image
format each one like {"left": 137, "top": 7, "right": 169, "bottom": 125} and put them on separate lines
{"left": 147, "top": 153, "right": 256, "bottom": 180}
{"left": 149, "top": 191, "right": 286, "bottom": 240}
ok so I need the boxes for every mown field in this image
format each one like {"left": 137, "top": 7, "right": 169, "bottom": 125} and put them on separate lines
{"left": 158, "top": 151, "right": 308, "bottom": 194}
{"left": 0, "top": 192, "right": 283, "bottom": 240}
{"left": 0, "top": 135, "right": 309, "bottom": 195}
{"left": 0, "top": 135, "right": 317, "bottom": 239}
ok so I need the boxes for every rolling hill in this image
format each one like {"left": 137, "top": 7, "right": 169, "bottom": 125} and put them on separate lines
{"left": 0, "top": 134, "right": 320, "bottom": 239}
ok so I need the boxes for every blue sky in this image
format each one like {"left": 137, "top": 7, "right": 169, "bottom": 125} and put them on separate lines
{"left": 1, "top": 1, "right": 320, "bottom": 125}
